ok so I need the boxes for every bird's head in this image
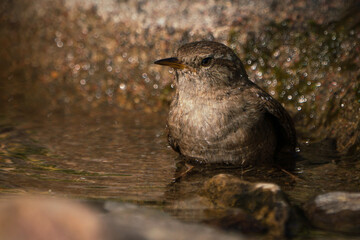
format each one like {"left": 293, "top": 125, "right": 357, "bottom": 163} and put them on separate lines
{"left": 154, "top": 41, "right": 248, "bottom": 90}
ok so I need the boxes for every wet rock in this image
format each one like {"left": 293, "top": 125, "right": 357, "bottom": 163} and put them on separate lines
{"left": 203, "top": 208, "right": 267, "bottom": 234}
{"left": 304, "top": 191, "right": 360, "bottom": 233}
{"left": 202, "top": 173, "right": 299, "bottom": 237}
{"left": 104, "top": 201, "right": 245, "bottom": 240}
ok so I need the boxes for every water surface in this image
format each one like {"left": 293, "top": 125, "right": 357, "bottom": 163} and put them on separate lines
{"left": 1, "top": 110, "right": 359, "bottom": 212}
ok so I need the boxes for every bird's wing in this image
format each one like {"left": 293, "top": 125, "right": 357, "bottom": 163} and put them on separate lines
{"left": 250, "top": 86, "right": 297, "bottom": 151}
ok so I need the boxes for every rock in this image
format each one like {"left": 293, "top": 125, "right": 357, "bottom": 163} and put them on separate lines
{"left": 202, "top": 173, "right": 299, "bottom": 237}
{"left": 103, "top": 201, "right": 246, "bottom": 240}
{"left": 203, "top": 208, "right": 267, "bottom": 234}
{"left": 304, "top": 191, "right": 360, "bottom": 233}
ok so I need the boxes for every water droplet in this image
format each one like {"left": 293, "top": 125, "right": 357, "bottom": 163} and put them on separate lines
{"left": 75, "top": 65, "right": 81, "bottom": 72}
{"left": 259, "top": 58, "right": 265, "bottom": 66}
{"left": 251, "top": 64, "right": 257, "bottom": 70}
{"left": 256, "top": 71, "right": 262, "bottom": 77}
{"left": 142, "top": 73, "right": 148, "bottom": 78}
{"left": 82, "top": 63, "right": 90, "bottom": 70}
{"left": 337, "top": 67, "right": 341, "bottom": 71}
{"left": 106, "top": 66, "right": 112, "bottom": 72}
{"left": 66, "top": 53, "right": 74, "bottom": 61}
{"left": 287, "top": 95, "right": 293, "bottom": 100}
{"left": 273, "top": 50, "right": 280, "bottom": 57}
{"left": 56, "top": 41, "right": 63, "bottom": 48}
{"left": 340, "top": 103, "right": 345, "bottom": 108}
{"left": 153, "top": 84, "right": 158, "bottom": 89}
{"left": 299, "top": 96, "right": 307, "bottom": 103}
{"left": 295, "top": 147, "right": 301, "bottom": 153}
{"left": 247, "top": 60, "right": 252, "bottom": 65}
{"left": 119, "top": 83, "right": 126, "bottom": 90}
{"left": 106, "top": 88, "right": 113, "bottom": 97}
{"left": 297, "top": 106, "right": 302, "bottom": 111}
{"left": 80, "top": 79, "right": 86, "bottom": 85}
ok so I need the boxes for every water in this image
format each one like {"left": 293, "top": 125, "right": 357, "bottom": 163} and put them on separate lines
{"left": 1, "top": 110, "right": 359, "bottom": 209}
{"left": 0, "top": 111, "right": 177, "bottom": 202}
{"left": 0, "top": 107, "right": 359, "bottom": 240}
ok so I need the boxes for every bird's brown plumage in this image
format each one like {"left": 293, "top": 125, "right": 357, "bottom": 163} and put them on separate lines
{"left": 155, "top": 41, "right": 296, "bottom": 167}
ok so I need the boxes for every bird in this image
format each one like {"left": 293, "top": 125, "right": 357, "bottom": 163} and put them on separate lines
{"left": 154, "top": 41, "right": 296, "bottom": 168}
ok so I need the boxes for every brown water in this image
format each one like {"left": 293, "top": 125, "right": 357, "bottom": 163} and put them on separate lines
{"left": 1, "top": 107, "right": 360, "bottom": 240}
{"left": 1, "top": 109, "right": 359, "bottom": 210}
{"left": 0, "top": 111, "right": 177, "bottom": 202}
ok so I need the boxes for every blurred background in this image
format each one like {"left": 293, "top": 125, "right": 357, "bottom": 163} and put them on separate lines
{"left": 0, "top": 0, "right": 359, "bottom": 151}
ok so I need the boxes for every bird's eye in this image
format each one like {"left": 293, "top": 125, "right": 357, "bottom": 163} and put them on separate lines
{"left": 201, "top": 57, "right": 213, "bottom": 67}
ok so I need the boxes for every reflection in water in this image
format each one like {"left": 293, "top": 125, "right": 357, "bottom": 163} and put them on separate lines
{"left": 0, "top": 110, "right": 359, "bottom": 222}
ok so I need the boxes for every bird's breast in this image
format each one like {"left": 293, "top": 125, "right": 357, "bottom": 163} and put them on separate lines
{"left": 168, "top": 92, "right": 246, "bottom": 143}
{"left": 167, "top": 91, "right": 276, "bottom": 164}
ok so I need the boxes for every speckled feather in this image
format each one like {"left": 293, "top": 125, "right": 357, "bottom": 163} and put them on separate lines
{"left": 159, "top": 41, "right": 296, "bottom": 167}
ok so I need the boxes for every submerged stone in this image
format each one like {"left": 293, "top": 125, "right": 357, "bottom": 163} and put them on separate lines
{"left": 304, "top": 191, "right": 360, "bottom": 234}
{"left": 202, "top": 174, "right": 300, "bottom": 237}
{"left": 104, "top": 201, "right": 245, "bottom": 240}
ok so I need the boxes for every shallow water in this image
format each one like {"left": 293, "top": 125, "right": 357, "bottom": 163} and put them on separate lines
{"left": 0, "top": 111, "right": 177, "bottom": 202}
{"left": 1, "top": 108, "right": 360, "bottom": 240}
{"left": 1, "top": 110, "right": 359, "bottom": 210}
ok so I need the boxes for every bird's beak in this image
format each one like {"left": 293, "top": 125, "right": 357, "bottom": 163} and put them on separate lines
{"left": 154, "top": 57, "right": 186, "bottom": 69}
